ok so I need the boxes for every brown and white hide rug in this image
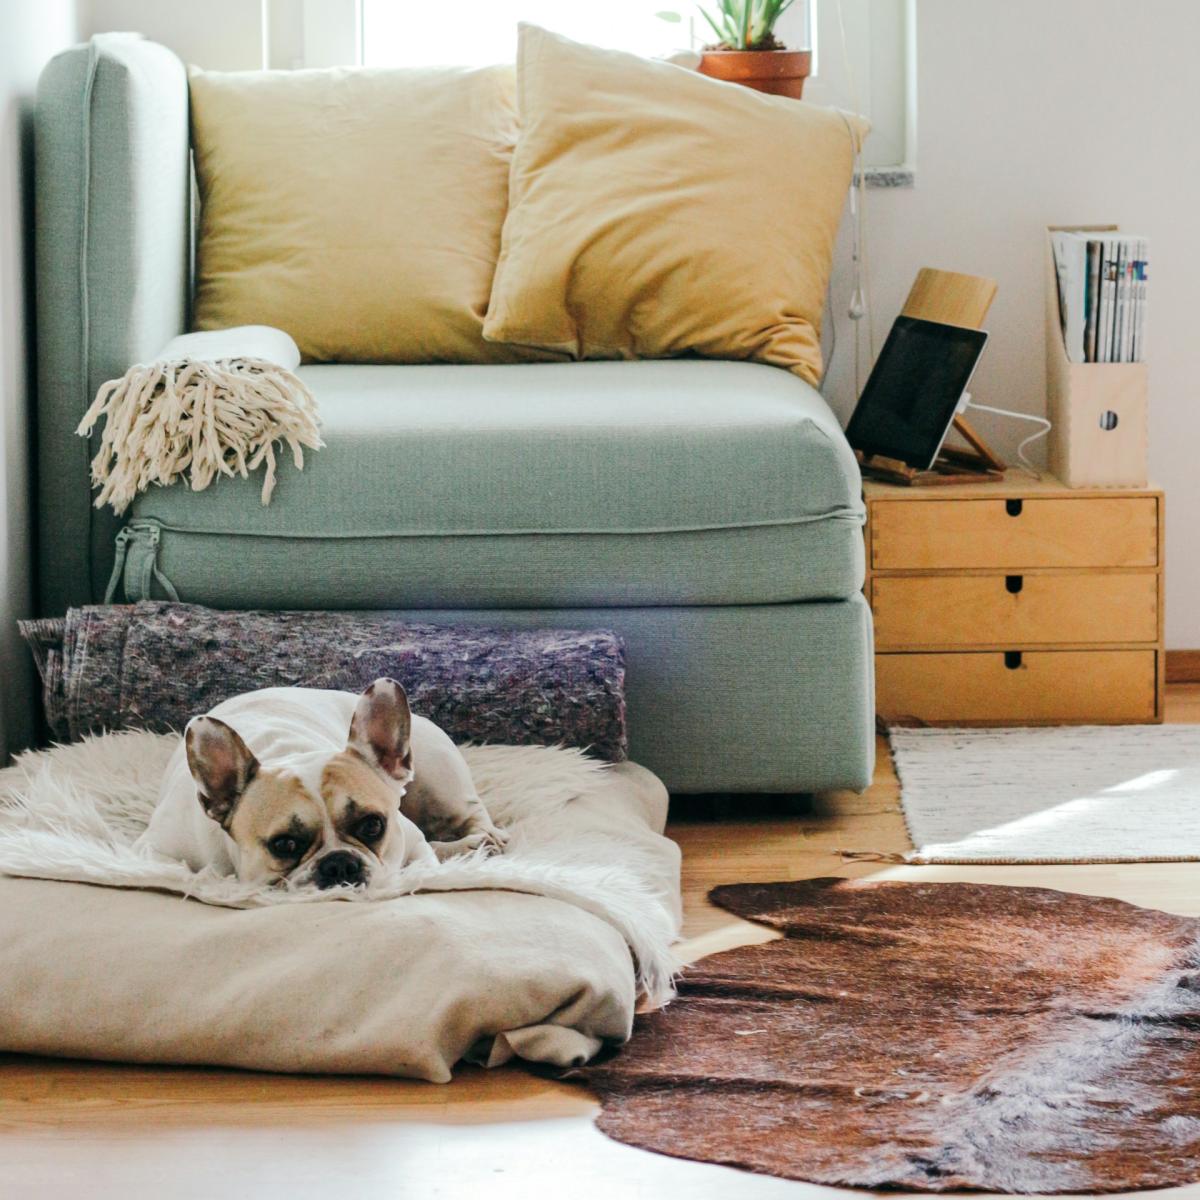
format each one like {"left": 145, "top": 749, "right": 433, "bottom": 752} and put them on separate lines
{"left": 581, "top": 878, "right": 1200, "bottom": 1193}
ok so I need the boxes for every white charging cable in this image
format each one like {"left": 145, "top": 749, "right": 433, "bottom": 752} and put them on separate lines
{"left": 962, "top": 399, "right": 1053, "bottom": 477}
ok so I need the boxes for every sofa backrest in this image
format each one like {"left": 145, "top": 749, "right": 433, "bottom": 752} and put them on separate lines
{"left": 35, "top": 33, "right": 190, "bottom": 614}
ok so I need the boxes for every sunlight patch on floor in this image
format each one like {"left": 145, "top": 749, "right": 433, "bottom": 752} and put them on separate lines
{"left": 675, "top": 916, "right": 780, "bottom": 965}
{"left": 1105, "top": 767, "right": 1181, "bottom": 792}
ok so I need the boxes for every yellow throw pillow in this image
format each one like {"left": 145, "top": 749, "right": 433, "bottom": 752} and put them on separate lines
{"left": 484, "top": 25, "right": 867, "bottom": 385}
{"left": 191, "top": 65, "right": 549, "bottom": 364}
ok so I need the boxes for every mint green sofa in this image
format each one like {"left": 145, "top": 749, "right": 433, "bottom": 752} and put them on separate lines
{"left": 34, "top": 35, "right": 874, "bottom": 793}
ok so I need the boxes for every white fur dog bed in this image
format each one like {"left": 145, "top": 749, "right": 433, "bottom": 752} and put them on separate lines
{"left": 0, "top": 733, "right": 680, "bottom": 1081}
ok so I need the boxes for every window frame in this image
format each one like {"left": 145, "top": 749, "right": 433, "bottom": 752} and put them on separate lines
{"left": 278, "top": 0, "right": 914, "bottom": 173}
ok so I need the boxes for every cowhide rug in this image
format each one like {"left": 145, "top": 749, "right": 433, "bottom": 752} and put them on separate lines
{"left": 582, "top": 878, "right": 1200, "bottom": 1193}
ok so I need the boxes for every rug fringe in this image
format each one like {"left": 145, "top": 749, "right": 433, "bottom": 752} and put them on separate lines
{"left": 838, "top": 848, "right": 1200, "bottom": 867}
{"left": 837, "top": 849, "right": 910, "bottom": 864}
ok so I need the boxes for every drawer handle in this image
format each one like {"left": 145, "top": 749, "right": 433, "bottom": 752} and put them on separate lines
{"left": 1004, "top": 651, "right": 1023, "bottom": 670}
{"left": 1005, "top": 575, "right": 1024, "bottom": 594}
{"left": 1005, "top": 499, "right": 1023, "bottom": 517}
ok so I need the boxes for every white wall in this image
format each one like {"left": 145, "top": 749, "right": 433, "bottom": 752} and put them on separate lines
{"left": 77, "top": 0, "right": 356, "bottom": 70}
{"left": 78, "top": 0, "right": 265, "bottom": 69}
{"left": 0, "top": 1, "right": 79, "bottom": 760}
{"left": 821, "top": 0, "right": 1199, "bottom": 648}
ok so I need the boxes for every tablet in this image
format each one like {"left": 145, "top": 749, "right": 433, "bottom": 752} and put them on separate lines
{"left": 845, "top": 316, "right": 988, "bottom": 470}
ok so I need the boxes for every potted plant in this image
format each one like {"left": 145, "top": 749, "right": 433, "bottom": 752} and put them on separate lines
{"left": 673, "top": 0, "right": 812, "bottom": 99}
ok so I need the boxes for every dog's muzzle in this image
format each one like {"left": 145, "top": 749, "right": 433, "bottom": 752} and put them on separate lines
{"left": 314, "top": 850, "right": 368, "bottom": 889}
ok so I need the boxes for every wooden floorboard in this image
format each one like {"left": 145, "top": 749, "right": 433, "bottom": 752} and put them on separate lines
{"left": 1167, "top": 649, "right": 1200, "bottom": 683}
{"left": 5, "top": 686, "right": 1200, "bottom": 1199}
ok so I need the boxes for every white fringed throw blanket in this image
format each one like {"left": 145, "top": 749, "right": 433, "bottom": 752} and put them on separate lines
{"left": 77, "top": 326, "right": 323, "bottom": 514}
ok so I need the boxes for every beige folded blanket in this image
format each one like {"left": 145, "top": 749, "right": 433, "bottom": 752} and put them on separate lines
{"left": 77, "top": 325, "right": 323, "bottom": 514}
{"left": 0, "top": 735, "right": 681, "bottom": 1080}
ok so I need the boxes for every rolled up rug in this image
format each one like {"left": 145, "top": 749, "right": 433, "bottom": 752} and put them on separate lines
{"left": 19, "top": 602, "right": 628, "bottom": 762}
{"left": 77, "top": 325, "right": 322, "bottom": 514}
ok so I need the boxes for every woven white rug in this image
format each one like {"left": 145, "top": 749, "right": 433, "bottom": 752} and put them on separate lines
{"left": 890, "top": 725, "right": 1200, "bottom": 863}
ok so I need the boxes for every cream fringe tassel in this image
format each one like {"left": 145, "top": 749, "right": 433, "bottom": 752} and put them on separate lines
{"left": 77, "top": 357, "right": 324, "bottom": 515}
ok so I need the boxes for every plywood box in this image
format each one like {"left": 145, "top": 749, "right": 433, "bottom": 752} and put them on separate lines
{"left": 1045, "top": 225, "right": 1148, "bottom": 488}
{"left": 864, "top": 472, "right": 1165, "bottom": 726}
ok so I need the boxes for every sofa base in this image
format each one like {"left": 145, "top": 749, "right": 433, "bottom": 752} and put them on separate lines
{"left": 106, "top": 529, "right": 874, "bottom": 794}
{"left": 373, "top": 600, "right": 875, "bottom": 794}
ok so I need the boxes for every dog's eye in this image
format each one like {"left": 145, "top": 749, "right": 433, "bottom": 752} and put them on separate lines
{"left": 267, "top": 834, "right": 304, "bottom": 859}
{"left": 356, "top": 814, "right": 386, "bottom": 842}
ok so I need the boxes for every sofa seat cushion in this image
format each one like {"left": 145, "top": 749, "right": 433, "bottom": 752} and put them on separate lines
{"left": 129, "top": 360, "right": 865, "bottom": 608}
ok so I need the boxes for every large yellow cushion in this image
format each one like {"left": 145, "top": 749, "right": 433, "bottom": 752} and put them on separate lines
{"left": 191, "top": 65, "right": 546, "bottom": 364}
{"left": 484, "top": 25, "right": 867, "bottom": 385}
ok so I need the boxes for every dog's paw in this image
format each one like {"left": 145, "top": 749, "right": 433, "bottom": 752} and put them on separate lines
{"left": 431, "top": 825, "right": 507, "bottom": 861}
{"left": 483, "top": 824, "right": 510, "bottom": 851}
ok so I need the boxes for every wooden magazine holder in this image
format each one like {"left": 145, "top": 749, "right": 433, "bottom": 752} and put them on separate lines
{"left": 856, "top": 268, "right": 1007, "bottom": 487}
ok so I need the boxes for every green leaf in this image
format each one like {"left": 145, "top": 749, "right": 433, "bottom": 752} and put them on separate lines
{"left": 655, "top": 10, "right": 683, "bottom": 22}
{"left": 699, "top": 4, "right": 730, "bottom": 44}
{"left": 770, "top": 0, "right": 797, "bottom": 33}
{"left": 757, "top": 0, "right": 783, "bottom": 41}
{"left": 719, "top": 0, "right": 740, "bottom": 40}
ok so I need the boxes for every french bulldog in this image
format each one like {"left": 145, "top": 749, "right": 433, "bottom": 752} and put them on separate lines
{"left": 137, "top": 678, "right": 505, "bottom": 889}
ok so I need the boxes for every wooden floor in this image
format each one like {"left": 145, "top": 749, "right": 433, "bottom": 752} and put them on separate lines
{"left": 5, "top": 686, "right": 1200, "bottom": 1200}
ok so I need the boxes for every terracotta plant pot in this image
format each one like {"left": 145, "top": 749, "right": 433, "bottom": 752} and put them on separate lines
{"left": 698, "top": 48, "right": 813, "bottom": 100}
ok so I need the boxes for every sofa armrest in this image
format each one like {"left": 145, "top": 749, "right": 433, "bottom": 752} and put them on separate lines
{"left": 35, "top": 34, "right": 190, "bottom": 614}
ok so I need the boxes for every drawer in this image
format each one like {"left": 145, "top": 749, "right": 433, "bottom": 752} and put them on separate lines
{"left": 872, "top": 572, "right": 1160, "bottom": 649}
{"left": 876, "top": 650, "right": 1158, "bottom": 724}
{"left": 871, "top": 497, "right": 1158, "bottom": 570}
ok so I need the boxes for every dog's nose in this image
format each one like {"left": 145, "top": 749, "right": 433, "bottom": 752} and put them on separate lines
{"left": 315, "top": 851, "right": 365, "bottom": 889}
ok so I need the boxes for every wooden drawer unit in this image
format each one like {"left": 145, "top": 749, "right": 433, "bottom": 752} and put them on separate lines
{"left": 871, "top": 496, "right": 1158, "bottom": 571}
{"left": 865, "top": 475, "right": 1165, "bottom": 725}
{"left": 876, "top": 650, "right": 1158, "bottom": 725}
{"left": 873, "top": 572, "right": 1160, "bottom": 649}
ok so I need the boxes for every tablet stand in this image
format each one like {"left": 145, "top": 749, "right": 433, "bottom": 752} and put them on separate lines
{"left": 856, "top": 267, "right": 1009, "bottom": 487}
{"left": 856, "top": 412, "right": 1006, "bottom": 486}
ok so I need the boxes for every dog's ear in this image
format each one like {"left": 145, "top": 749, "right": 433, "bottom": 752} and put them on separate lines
{"left": 185, "top": 716, "right": 260, "bottom": 827}
{"left": 348, "top": 678, "right": 413, "bottom": 782}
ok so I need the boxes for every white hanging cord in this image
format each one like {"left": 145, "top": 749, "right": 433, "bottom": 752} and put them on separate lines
{"left": 835, "top": 108, "right": 865, "bottom": 397}
{"left": 834, "top": 0, "right": 874, "bottom": 401}
{"left": 835, "top": 0, "right": 874, "bottom": 357}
